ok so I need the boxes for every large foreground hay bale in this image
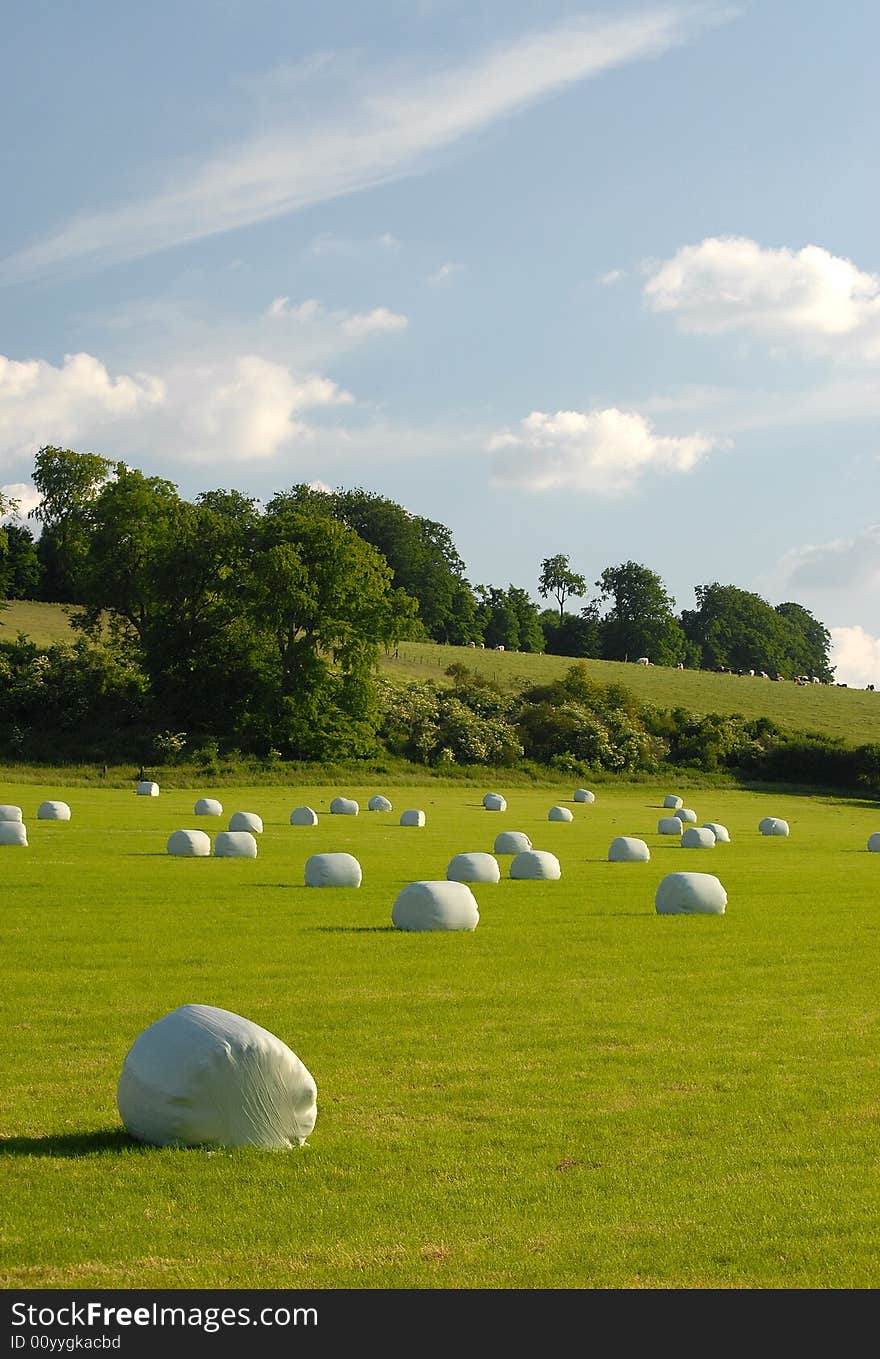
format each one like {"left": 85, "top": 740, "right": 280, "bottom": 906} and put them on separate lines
{"left": 167, "top": 830, "right": 211, "bottom": 857}
{"left": 608, "top": 836, "right": 650, "bottom": 862}
{"left": 548, "top": 806, "right": 573, "bottom": 822}
{"left": 194, "top": 798, "right": 223, "bottom": 817}
{"left": 136, "top": 782, "right": 159, "bottom": 797}
{"left": 305, "top": 853, "right": 362, "bottom": 888}
{"left": 368, "top": 795, "right": 393, "bottom": 812}
{"left": 759, "top": 816, "right": 789, "bottom": 836}
{"left": 228, "top": 811, "right": 263, "bottom": 834}
{"left": 483, "top": 793, "right": 507, "bottom": 811}
{"left": 214, "top": 831, "right": 257, "bottom": 859}
{"left": 658, "top": 817, "right": 683, "bottom": 835}
{"left": 510, "top": 850, "right": 561, "bottom": 880}
{"left": 573, "top": 789, "right": 595, "bottom": 803}
{"left": 37, "top": 800, "right": 71, "bottom": 821}
{"left": 0, "top": 805, "right": 23, "bottom": 822}
{"left": 868, "top": 832, "right": 880, "bottom": 853}
{"left": 290, "top": 806, "right": 318, "bottom": 826}
{"left": 392, "top": 881, "right": 479, "bottom": 931}
{"left": 493, "top": 830, "right": 532, "bottom": 854}
{"left": 681, "top": 826, "right": 715, "bottom": 849}
{"left": 330, "top": 797, "right": 359, "bottom": 816}
{"left": 703, "top": 822, "right": 730, "bottom": 843}
{"left": 400, "top": 809, "right": 426, "bottom": 827}
{"left": 117, "top": 1003, "right": 317, "bottom": 1149}
{"left": 663, "top": 794, "right": 684, "bottom": 809}
{"left": 446, "top": 852, "right": 501, "bottom": 884}
{"left": 0, "top": 821, "right": 27, "bottom": 846}
{"left": 655, "top": 872, "right": 727, "bottom": 915}
{"left": 674, "top": 807, "right": 698, "bottom": 824}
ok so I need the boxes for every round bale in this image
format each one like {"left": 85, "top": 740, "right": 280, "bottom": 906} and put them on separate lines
{"left": 392, "top": 881, "right": 479, "bottom": 932}
{"left": 368, "top": 795, "right": 393, "bottom": 812}
{"left": 655, "top": 872, "right": 727, "bottom": 915}
{"left": 674, "top": 807, "right": 698, "bottom": 824}
{"left": 117, "top": 1003, "right": 317, "bottom": 1149}
{"left": 658, "top": 817, "right": 683, "bottom": 835}
{"left": 194, "top": 798, "right": 223, "bottom": 817}
{"left": 290, "top": 806, "right": 318, "bottom": 827}
{"left": 548, "top": 806, "right": 573, "bottom": 822}
{"left": 400, "top": 809, "right": 426, "bottom": 827}
{"left": 573, "top": 789, "right": 595, "bottom": 803}
{"left": 214, "top": 831, "right": 257, "bottom": 859}
{"left": 229, "top": 811, "right": 263, "bottom": 834}
{"left": 446, "top": 852, "right": 501, "bottom": 884}
{"left": 663, "top": 794, "right": 684, "bottom": 809}
{"left": 37, "top": 800, "right": 71, "bottom": 821}
{"left": 510, "top": 850, "right": 561, "bottom": 881}
{"left": 167, "top": 830, "right": 211, "bottom": 857}
{"left": 483, "top": 793, "right": 507, "bottom": 811}
{"left": 868, "top": 832, "right": 880, "bottom": 853}
{"left": 608, "top": 836, "right": 650, "bottom": 862}
{"left": 136, "top": 782, "right": 159, "bottom": 797}
{"left": 681, "top": 826, "right": 715, "bottom": 849}
{"left": 703, "top": 822, "right": 730, "bottom": 843}
{"left": 0, "top": 805, "right": 23, "bottom": 821}
{"left": 0, "top": 822, "right": 27, "bottom": 847}
{"left": 494, "top": 830, "right": 532, "bottom": 855}
{"left": 330, "top": 797, "right": 359, "bottom": 816}
{"left": 759, "top": 817, "right": 790, "bottom": 837}
{"left": 305, "top": 853, "right": 362, "bottom": 888}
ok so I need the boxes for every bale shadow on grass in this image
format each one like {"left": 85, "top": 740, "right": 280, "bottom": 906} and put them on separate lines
{"left": 0, "top": 1128, "right": 143, "bottom": 1158}
{"left": 307, "top": 925, "right": 396, "bottom": 934}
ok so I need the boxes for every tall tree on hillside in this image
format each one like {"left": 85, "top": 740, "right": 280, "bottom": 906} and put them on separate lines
{"left": 538, "top": 554, "right": 587, "bottom": 621}
{"left": 679, "top": 584, "right": 831, "bottom": 677}
{"left": 774, "top": 602, "right": 834, "bottom": 682}
{"left": 596, "top": 561, "right": 686, "bottom": 666}
{"left": 30, "top": 446, "right": 113, "bottom": 602}
{"left": 1, "top": 523, "right": 42, "bottom": 599}
{"left": 0, "top": 489, "right": 15, "bottom": 602}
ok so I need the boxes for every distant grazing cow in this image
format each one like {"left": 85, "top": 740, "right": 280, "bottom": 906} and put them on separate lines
{"left": 636, "top": 657, "right": 649, "bottom": 665}
{"left": 867, "top": 684, "right": 875, "bottom": 692}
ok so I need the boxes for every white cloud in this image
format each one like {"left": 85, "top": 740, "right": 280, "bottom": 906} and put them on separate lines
{"left": 0, "top": 7, "right": 735, "bottom": 282}
{"left": 266, "top": 296, "right": 407, "bottom": 338}
{"left": 488, "top": 406, "right": 720, "bottom": 494}
{"left": 340, "top": 307, "right": 408, "bottom": 338}
{"left": 428, "top": 261, "right": 463, "bottom": 286}
{"left": 0, "top": 481, "right": 40, "bottom": 521}
{"left": 829, "top": 626, "right": 880, "bottom": 689}
{"left": 776, "top": 524, "right": 880, "bottom": 593}
{"left": 307, "top": 479, "right": 334, "bottom": 493}
{"left": 643, "top": 236, "right": 880, "bottom": 359}
{"left": 596, "top": 268, "right": 627, "bottom": 286}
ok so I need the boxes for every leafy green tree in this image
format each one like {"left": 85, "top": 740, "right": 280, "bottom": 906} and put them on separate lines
{"left": 680, "top": 584, "right": 832, "bottom": 678}
{"left": 541, "top": 602, "right": 602, "bottom": 657}
{"left": 1, "top": 523, "right": 42, "bottom": 599}
{"left": 774, "top": 602, "right": 833, "bottom": 682}
{"left": 538, "top": 554, "right": 587, "bottom": 621}
{"left": 30, "top": 446, "right": 113, "bottom": 601}
{"left": 596, "top": 561, "right": 686, "bottom": 666}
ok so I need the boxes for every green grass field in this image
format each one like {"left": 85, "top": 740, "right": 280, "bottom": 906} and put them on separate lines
{"left": 2, "top": 778, "right": 879, "bottom": 1288}
{"left": 0, "top": 600, "right": 76, "bottom": 646}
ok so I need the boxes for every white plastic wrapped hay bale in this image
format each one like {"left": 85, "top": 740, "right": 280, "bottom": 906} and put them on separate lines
{"left": 136, "top": 782, "right": 159, "bottom": 797}
{"left": 483, "top": 793, "right": 507, "bottom": 811}
{"left": 548, "top": 806, "right": 573, "bottom": 822}
{"left": 608, "top": 836, "right": 650, "bottom": 862}
{"left": 868, "top": 832, "right": 880, "bottom": 853}
{"left": 214, "top": 831, "right": 257, "bottom": 859}
{"left": 703, "top": 822, "right": 730, "bottom": 843}
{"left": 759, "top": 817, "right": 790, "bottom": 837}
{"left": 229, "top": 811, "right": 263, "bottom": 834}
{"left": 37, "top": 800, "right": 71, "bottom": 821}
{"left": 674, "top": 807, "right": 698, "bottom": 824}
{"left": 681, "top": 826, "right": 715, "bottom": 849}
{"left": 400, "top": 809, "right": 426, "bottom": 827}
{"left": 117, "top": 1003, "right": 317, "bottom": 1149}
{"left": 194, "top": 798, "right": 223, "bottom": 817}
{"left": 658, "top": 817, "right": 683, "bottom": 836}
{"left": 446, "top": 852, "right": 500, "bottom": 884}
{"left": 167, "top": 829, "right": 211, "bottom": 857}
{"left": 0, "top": 821, "right": 27, "bottom": 847}
{"left": 305, "top": 853, "right": 362, "bottom": 888}
{"left": 494, "top": 830, "right": 531, "bottom": 855}
{"left": 655, "top": 872, "right": 727, "bottom": 915}
{"left": 392, "top": 881, "right": 479, "bottom": 932}
{"left": 330, "top": 797, "right": 359, "bottom": 816}
{"left": 510, "top": 850, "right": 561, "bottom": 881}
{"left": 663, "top": 794, "right": 684, "bottom": 809}
{"left": 290, "top": 806, "right": 318, "bottom": 827}
{"left": 573, "top": 789, "right": 595, "bottom": 804}
{"left": 368, "top": 795, "right": 393, "bottom": 812}
{"left": 0, "top": 805, "right": 23, "bottom": 822}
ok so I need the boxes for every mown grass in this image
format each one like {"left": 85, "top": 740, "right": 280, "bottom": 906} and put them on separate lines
{"left": 1, "top": 778, "right": 879, "bottom": 1288}
{"left": 385, "top": 641, "right": 880, "bottom": 746}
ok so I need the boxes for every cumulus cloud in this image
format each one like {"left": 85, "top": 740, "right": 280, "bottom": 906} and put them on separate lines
{"left": 829, "top": 626, "right": 880, "bottom": 689}
{"left": 0, "top": 6, "right": 734, "bottom": 282}
{"left": 643, "top": 236, "right": 880, "bottom": 359}
{"left": 488, "top": 406, "right": 719, "bottom": 494}
{"left": 0, "top": 481, "right": 40, "bottom": 521}
{"left": 266, "top": 296, "right": 407, "bottom": 338}
{"left": 776, "top": 524, "right": 880, "bottom": 593}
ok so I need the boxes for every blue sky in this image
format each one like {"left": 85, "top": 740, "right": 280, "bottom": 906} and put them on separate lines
{"left": 2, "top": 1, "right": 879, "bottom": 682}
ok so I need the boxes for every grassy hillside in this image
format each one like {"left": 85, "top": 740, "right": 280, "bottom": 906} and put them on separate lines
{"left": 384, "top": 642, "right": 880, "bottom": 747}
{"left": 0, "top": 600, "right": 76, "bottom": 646}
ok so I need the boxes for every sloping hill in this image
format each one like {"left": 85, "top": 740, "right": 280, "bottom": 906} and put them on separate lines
{"left": 0, "top": 600, "right": 77, "bottom": 646}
